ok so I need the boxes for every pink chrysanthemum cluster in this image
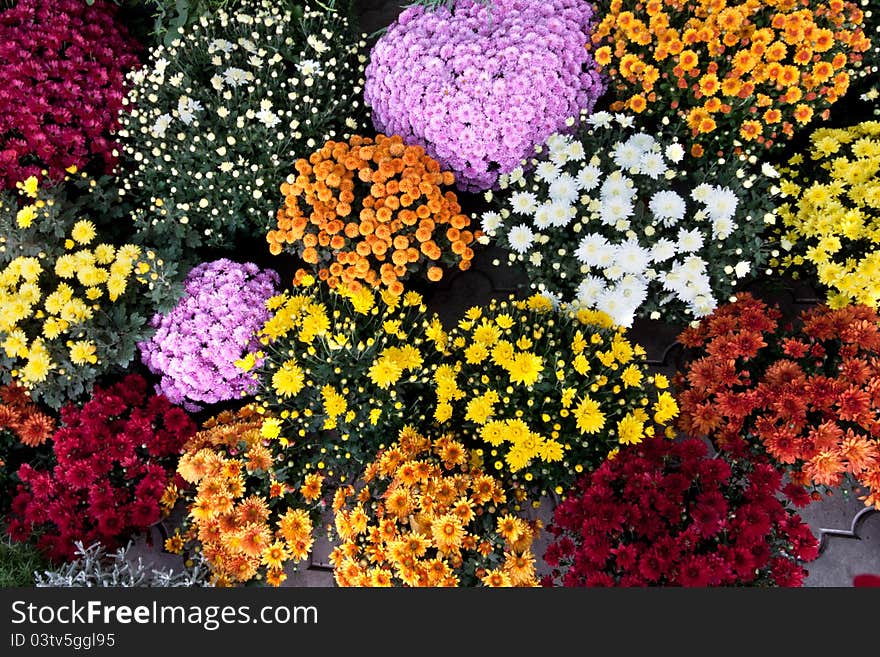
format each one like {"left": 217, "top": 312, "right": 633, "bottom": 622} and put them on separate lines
{"left": 365, "top": 0, "right": 605, "bottom": 191}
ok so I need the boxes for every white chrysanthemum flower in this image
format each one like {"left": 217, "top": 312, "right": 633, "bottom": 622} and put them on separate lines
{"left": 575, "top": 233, "right": 612, "bottom": 266}
{"left": 481, "top": 211, "right": 502, "bottom": 236}
{"left": 535, "top": 161, "right": 560, "bottom": 183}
{"left": 567, "top": 140, "right": 586, "bottom": 161}
{"left": 596, "top": 286, "right": 638, "bottom": 327}
{"left": 691, "top": 293, "right": 717, "bottom": 317}
{"left": 209, "top": 38, "right": 234, "bottom": 54}
{"left": 576, "top": 164, "right": 602, "bottom": 191}
{"left": 296, "top": 59, "right": 323, "bottom": 76}
{"left": 151, "top": 113, "right": 173, "bottom": 138}
{"left": 665, "top": 142, "right": 685, "bottom": 163}
{"left": 210, "top": 75, "right": 224, "bottom": 91}
{"left": 691, "top": 183, "right": 714, "bottom": 203}
{"left": 734, "top": 261, "right": 751, "bottom": 278}
{"left": 223, "top": 67, "right": 253, "bottom": 87}
{"left": 761, "top": 162, "right": 780, "bottom": 178}
{"left": 587, "top": 111, "right": 613, "bottom": 128}
{"left": 651, "top": 238, "right": 678, "bottom": 263}
{"left": 533, "top": 203, "right": 553, "bottom": 229}
{"left": 307, "top": 34, "right": 328, "bottom": 53}
{"left": 649, "top": 190, "right": 687, "bottom": 225}
{"left": 576, "top": 275, "right": 606, "bottom": 303}
{"left": 614, "top": 113, "right": 635, "bottom": 128}
{"left": 599, "top": 197, "right": 635, "bottom": 226}
{"left": 705, "top": 186, "right": 739, "bottom": 223}
{"left": 630, "top": 133, "right": 657, "bottom": 151}
{"left": 612, "top": 140, "right": 642, "bottom": 170}
{"left": 548, "top": 202, "right": 576, "bottom": 227}
{"left": 176, "top": 96, "right": 203, "bottom": 125}
{"left": 529, "top": 252, "right": 543, "bottom": 266}
{"left": 618, "top": 274, "right": 649, "bottom": 302}
{"left": 510, "top": 191, "right": 538, "bottom": 215}
{"left": 638, "top": 151, "right": 667, "bottom": 179}
{"left": 507, "top": 224, "right": 535, "bottom": 253}
{"left": 616, "top": 240, "right": 652, "bottom": 275}
{"left": 547, "top": 134, "right": 572, "bottom": 166}
{"left": 600, "top": 172, "right": 636, "bottom": 201}
{"left": 154, "top": 57, "right": 169, "bottom": 76}
{"left": 549, "top": 174, "right": 579, "bottom": 205}
{"left": 255, "top": 109, "right": 280, "bottom": 129}
{"left": 677, "top": 228, "right": 705, "bottom": 253}
{"left": 711, "top": 215, "right": 737, "bottom": 240}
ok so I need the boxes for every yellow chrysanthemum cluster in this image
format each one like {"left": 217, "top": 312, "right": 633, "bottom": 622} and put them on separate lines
{"left": 434, "top": 294, "right": 679, "bottom": 495}
{"left": 330, "top": 426, "right": 540, "bottom": 587}
{"left": 240, "top": 276, "right": 447, "bottom": 482}
{"left": 176, "top": 407, "right": 321, "bottom": 587}
{"left": 0, "top": 179, "right": 151, "bottom": 387}
{"left": 773, "top": 121, "right": 880, "bottom": 308}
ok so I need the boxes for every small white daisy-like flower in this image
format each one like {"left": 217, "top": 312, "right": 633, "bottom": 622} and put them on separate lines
{"left": 599, "top": 197, "right": 635, "bottom": 225}
{"left": 704, "top": 186, "right": 739, "bottom": 223}
{"left": 575, "top": 233, "right": 613, "bottom": 267}
{"left": 638, "top": 151, "right": 667, "bottom": 179}
{"left": 566, "top": 140, "right": 586, "bottom": 161}
{"left": 587, "top": 111, "right": 613, "bottom": 128}
{"left": 649, "top": 190, "right": 687, "bottom": 226}
{"left": 507, "top": 224, "right": 535, "bottom": 253}
{"left": 734, "top": 261, "right": 751, "bottom": 278}
{"left": 612, "top": 140, "right": 642, "bottom": 170}
{"left": 255, "top": 109, "right": 280, "bottom": 129}
{"left": 209, "top": 38, "right": 234, "bottom": 54}
{"left": 548, "top": 202, "right": 576, "bottom": 227}
{"left": 549, "top": 174, "right": 579, "bottom": 205}
{"left": 691, "top": 183, "right": 714, "bottom": 203}
{"left": 576, "top": 164, "right": 602, "bottom": 191}
{"left": 151, "top": 113, "right": 173, "bottom": 138}
{"left": 665, "top": 142, "right": 685, "bottom": 163}
{"left": 535, "top": 161, "right": 560, "bottom": 183}
{"left": 711, "top": 215, "right": 737, "bottom": 240}
{"left": 297, "top": 59, "right": 323, "bottom": 77}
{"left": 600, "top": 172, "right": 636, "bottom": 201}
{"left": 510, "top": 191, "right": 538, "bottom": 215}
{"left": 614, "top": 113, "right": 635, "bottom": 128}
{"left": 677, "top": 228, "right": 705, "bottom": 253}
{"left": 630, "top": 133, "right": 657, "bottom": 152}
{"left": 596, "top": 286, "right": 637, "bottom": 327}
{"left": 307, "top": 34, "right": 328, "bottom": 54}
{"left": 481, "top": 211, "right": 502, "bottom": 235}
{"left": 176, "top": 96, "right": 203, "bottom": 125}
{"left": 223, "top": 67, "right": 252, "bottom": 87}
{"left": 616, "top": 240, "right": 652, "bottom": 275}
{"left": 210, "top": 75, "right": 224, "bottom": 91}
{"left": 533, "top": 203, "right": 553, "bottom": 229}
{"left": 576, "top": 275, "right": 606, "bottom": 303}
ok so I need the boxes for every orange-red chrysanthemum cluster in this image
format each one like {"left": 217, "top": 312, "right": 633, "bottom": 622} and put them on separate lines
{"left": 0, "top": 381, "right": 55, "bottom": 448}
{"left": 269, "top": 134, "right": 478, "bottom": 295}
{"left": 676, "top": 293, "right": 880, "bottom": 508}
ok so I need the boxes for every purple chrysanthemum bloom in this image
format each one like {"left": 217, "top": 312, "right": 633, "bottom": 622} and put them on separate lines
{"left": 365, "top": 0, "right": 606, "bottom": 192}
{"left": 138, "top": 259, "right": 279, "bottom": 411}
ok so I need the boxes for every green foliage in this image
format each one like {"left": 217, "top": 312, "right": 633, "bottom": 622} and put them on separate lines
{"left": 0, "top": 534, "right": 48, "bottom": 587}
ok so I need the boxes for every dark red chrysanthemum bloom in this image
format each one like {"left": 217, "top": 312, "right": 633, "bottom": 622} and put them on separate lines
{"left": 0, "top": 0, "right": 140, "bottom": 188}
{"left": 543, "top": 438, "right": 817, "bottom": 587}
{"left": 6, "top": 374, "right": 195, "bottom": 561}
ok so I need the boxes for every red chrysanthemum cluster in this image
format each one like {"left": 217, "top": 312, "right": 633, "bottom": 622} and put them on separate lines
{"left": 676, "top": 293, "right": 880, "bottom": 508}
{"left": 0, "top": 0, "right": 139, "bottom": 188}
{"left": 543, "top": 439, "right": 818, "bottom": 587}
{"left": 6, "top": 374, "right": 195, "bottom": 561}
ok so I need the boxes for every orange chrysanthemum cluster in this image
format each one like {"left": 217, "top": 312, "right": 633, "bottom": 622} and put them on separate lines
{"left": 330, "top": 426, "right": 540, "bottom": 587}
{"left": 0, "top": 381, "right": 55, "bottom": 449}
{"left": 591, "top": 0, "right": 871, "bottom": 156}
{"left": 676, "top": 294, "right": 880, "bottom": 508}
{"left": 176, "top": 406, "right": 320, "bottom": 587}
{"left": 269, "top": 134, "right": 478, "bottom": 295}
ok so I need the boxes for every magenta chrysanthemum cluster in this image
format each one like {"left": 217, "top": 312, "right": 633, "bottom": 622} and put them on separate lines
{"left": 365, "top": 0, "right": 606, "bottom": 191}
{"left": 139, "top": 259, "right": 279, "bottom": 410}
{"left": 0, "top": 0, "right": 139, "bottom": 189}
